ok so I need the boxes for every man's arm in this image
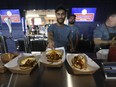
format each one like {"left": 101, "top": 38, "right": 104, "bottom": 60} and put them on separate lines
{"left": 69, "top": 37, "right": 74, "bottom": 52}
{"left": 68, "top": 31, "right": 74, "bottom": 52}
{"left": 94, "top": 38, "right": 111, "bottom": 45}
{"left": 93, "top": 25, "right": 112, "bottom": 45}
{"left": 47, "top": 32, "right": 55, "bottom": 49}
{"left": 74, "top": 32, "right": 79, "bottom": 50}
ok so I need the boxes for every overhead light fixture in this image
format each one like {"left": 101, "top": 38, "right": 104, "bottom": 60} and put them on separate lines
{"left": 33, "top": 9, "right": 36, "bottom": 11}
{"left": 26, "top": 14, "right": 39, "bottom": 18}
{"left": 46, "top": 14, "right": 55, "bottom": 17}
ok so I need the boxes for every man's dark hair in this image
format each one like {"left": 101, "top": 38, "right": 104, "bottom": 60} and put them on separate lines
{"left": 68, "top": 14, "right": 76, "bottom": 19}
{"left": 55, "top": 5, "right": 67, "bottom": 13}
{"left": 105, "top": 12, "right": 116, "bottom": 21}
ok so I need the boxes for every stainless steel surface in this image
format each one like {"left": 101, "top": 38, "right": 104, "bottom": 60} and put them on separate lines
{"left": 0, "top": 59, "right": 116, "bottom": 87}
{"left": 0, "top": 72, "right": 11, "bottom": 87}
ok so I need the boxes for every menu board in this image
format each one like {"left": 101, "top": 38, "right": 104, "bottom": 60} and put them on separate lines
{"left": 72, "top": 8, "right": 96, "bottom": 22}
{"left": 0, "top": 9, "right": 21, "bottom": 23}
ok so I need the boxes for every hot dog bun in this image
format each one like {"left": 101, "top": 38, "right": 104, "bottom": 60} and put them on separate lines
{"left": 46, "top": 50, "right": 63, "bottom": 63}
{"left": 72, "top": 54, "right": 87, "bottom": 69}
{"left": 19, "top": 56, "right": 36, "bottom": 70}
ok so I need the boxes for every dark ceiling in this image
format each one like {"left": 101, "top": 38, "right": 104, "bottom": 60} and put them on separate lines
{"left": 1, "top": 0, "right": 116, "bottom": 9}
{"left": 0, "top": 0, "right": 116, "bottom": 22}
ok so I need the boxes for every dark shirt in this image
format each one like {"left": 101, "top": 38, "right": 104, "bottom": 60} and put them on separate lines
{"left": 69, "top": 25, "right": 80, "bottom": 45}
{"left": 48, "top": 23, "right": 71, "bottom": 49}
{"left": 94, "top": 24, "right": 116, "bottom": 40}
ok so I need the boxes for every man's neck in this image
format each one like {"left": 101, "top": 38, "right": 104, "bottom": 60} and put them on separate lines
{"left": 69, "top": 24, "right": 74, "bottom": 26}
{"left": 56, "top": 23, "right": 64, "bottom": 26}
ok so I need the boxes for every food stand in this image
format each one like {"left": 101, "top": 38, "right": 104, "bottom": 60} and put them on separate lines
{"left": 0, "top": 53, "right": 115, "bottom": 87}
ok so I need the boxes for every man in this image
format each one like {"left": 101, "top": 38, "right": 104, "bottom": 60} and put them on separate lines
{"left": 47, "top": 6, "right": 73, "bottom": 51}
{"left": 68, "top": 14, "right": 80, "bottom": 52}
{"left": 94, "top": 13, "right": 116, "bottom": 52}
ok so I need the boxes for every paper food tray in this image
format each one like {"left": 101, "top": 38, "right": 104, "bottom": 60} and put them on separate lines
{"left": 0, "top": 60, "right": 7, "bottom": 73}
{"left": 4, "top": 53, "right": 40, "bottom": 74}
{"left": 0, "top": 53, "right": 20, "bottom": 73}
{"left": 96, "top": 49, "right": 109, "bottom": 61}
{"left": 66, "top": 53, "right": 100, "bottom": 74}
{"left": 39, "top": 47, "right": 65, "bottom": 67}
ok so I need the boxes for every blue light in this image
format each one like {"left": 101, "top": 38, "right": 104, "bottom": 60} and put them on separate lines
{"left": 72, "top": 8, "right": 97, "bottom": 22}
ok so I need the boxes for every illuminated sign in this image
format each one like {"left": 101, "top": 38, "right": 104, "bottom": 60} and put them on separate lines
{"left": 72, "top": 8, "right": 96, "bottom": 22}
{"left": 0, "top": 9, "right": 21, "bottom": 23}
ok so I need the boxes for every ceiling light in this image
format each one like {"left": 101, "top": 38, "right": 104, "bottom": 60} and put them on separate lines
{"left": 46, "top": 14, "right": 55, "bottom": 17}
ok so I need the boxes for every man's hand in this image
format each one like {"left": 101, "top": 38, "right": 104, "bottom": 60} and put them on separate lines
{"left": 70, "top": 47, "right": 75, "bottom": 52}
{"left": 47, "top": 41, "right": 55, "bottom": 49}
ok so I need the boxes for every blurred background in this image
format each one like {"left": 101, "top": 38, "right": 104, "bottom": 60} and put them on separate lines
{"left": 0, "top": 0, "right": 116, "bottom": 52}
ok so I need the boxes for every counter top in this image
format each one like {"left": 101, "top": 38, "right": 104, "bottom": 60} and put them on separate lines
{"left": 0, "top": 54, "right": 116, "bottom": 87}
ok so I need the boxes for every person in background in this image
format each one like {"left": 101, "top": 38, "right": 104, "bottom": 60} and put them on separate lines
{"left": 47, "top": 5, "right": 73, "bottom": 51}
{"left": 68, "top": 14, "right": 80, "bottom": 52}
{"left": 94, "top": 13, "right": 116, "bottom": 52}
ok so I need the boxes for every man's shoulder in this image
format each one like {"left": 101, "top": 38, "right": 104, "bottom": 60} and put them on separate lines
{"left": 69, "top": 25, "right": 79, "bottom": 31}
{"left": 95, "top": 23, "right": 106, "bottom": 31}
{"left": 99, "top": 23, "right": 105, "bottom": 28}
{"left": 48, "top": 24, "right": 57, "bottom": 29}
{"left": 49, "top": 24, "right": 56, "bottom": 27}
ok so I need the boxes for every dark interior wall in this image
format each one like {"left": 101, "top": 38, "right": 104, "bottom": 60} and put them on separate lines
{"left": 0, "top": 0, "right": 116, "bottom": 22}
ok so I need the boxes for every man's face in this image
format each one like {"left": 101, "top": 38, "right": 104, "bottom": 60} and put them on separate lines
{"left": 68, "top": 16, "right": 75, "bottom": 24}
{"left": 109, "top": 15, "right": 116, "bottom": 26}
{"left": 112, "top": 15, "right": 116, "bottom": 26}
{"left": 55, "top": 10, "right": 66, "bottom": 24}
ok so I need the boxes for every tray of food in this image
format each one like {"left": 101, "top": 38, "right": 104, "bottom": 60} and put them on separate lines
{"left": 0, "top": 53, "right": 19, "bottom": 64}
{"left": 0, "top": 53, "right": 19, "bottom": 73}
{"left": 66, "top": 53, "right": 100, "bottom": 74}
{"left": 4, "top": 53, "right": 39, "bottom": 74}
{"left": 39, "top": 47, "right": 65, "bottom": 67}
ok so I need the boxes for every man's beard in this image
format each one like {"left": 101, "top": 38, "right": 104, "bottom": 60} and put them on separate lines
{"left": 57, "top": 18, "right": 65, "bottom": 24}
{"left": 69, "top": 21, "right": 75, "bottom": 24}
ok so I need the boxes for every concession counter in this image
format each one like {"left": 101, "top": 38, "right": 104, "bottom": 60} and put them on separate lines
{"left": 0, "top": 53, "right": 116, "bottom": 87}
